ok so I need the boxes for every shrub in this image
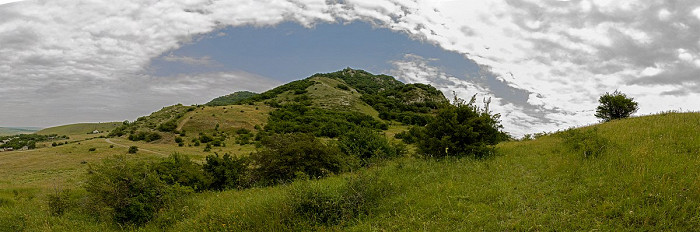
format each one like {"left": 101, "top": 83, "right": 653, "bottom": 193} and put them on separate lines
{"left": 174, "top": 137, "right": 183, "bottom": 143}
{"left": 595, "top": 90, "right": 639, "bottom": 122}
{"left": 84, "top": 156, "right": 190, "bottom": 225}
{"left": 250, "top": 134, "right": 346, "bottom": 185}
{"left": 338, "top": 127, "right": 401, "bottom": 167}
{"left": 286, "top": 173, "right": 393, "bottom": 226}
{"left": 88, "top": 147, "right": 96, "bottom": 152}
{"left": 416, "top": 95, "right": 508, "bottom": 158}
{"left": 560, "top": 128, "right": 609, "bottom": 158}
{"left": 153, "top": 153, "right": 211, "bottom": 192}
{"left": 157, "top": 120, "right": 178, "bottom": 132}
{"left": 128, "top": 146, "right": 138, "bottom": 154}
{"left": 47, "top": 189, "right": 73, "bottom": 216}
{"left": 203, "top": 154, "right": 249, "bottom": 190}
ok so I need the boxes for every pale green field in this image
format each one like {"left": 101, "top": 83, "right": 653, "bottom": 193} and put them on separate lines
{"left": 36, "top": 122, "right": 121, "bottom": 135}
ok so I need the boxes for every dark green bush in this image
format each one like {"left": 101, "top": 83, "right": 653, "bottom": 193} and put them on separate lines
{"left": 128, "top": 146, "right": 138, "bottom": 154}
{"left": 153, "top": 153, "right": 212, "bottom": 192}
{"left": 157, "top": 120, "right": 178, "bottom": 132}
{"left": 84, "top": 156, "right": 191, "bottom": 225}
{"left": 203, "top": 154, "right": 250, "bottom": 190}
{"left": 338, "top": 127, "right": 402, "bottom": 167}
{"left": 416, "top": 95, "right": 508, "bottom": 158}
{"left": 250, "top": 134, "right": 346, "bottom": 185}
{"left": 265, "top": 104, "right": 387, "bottom": 138}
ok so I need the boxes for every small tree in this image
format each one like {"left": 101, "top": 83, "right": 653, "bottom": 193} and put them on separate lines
{"left": 416, "top": 95, "right": 508, "bottom": 158}
{"left": 595, "top": 90, "right": 638, "bottom": 122}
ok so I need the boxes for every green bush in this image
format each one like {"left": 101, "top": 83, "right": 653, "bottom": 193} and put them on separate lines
{"left": 250, "top": 134, "right": 346, "bottom": 185}
{"left": 153, "top": 153, "right": 212, "bottom": 192}
{"left": 286, "top": 173, "right": 393, "bottom": 226}
{"left": 128, "top": 146, "right": 138, "bottom": 154}
{"left": 203, "top": 154, "right": 250, "bottom": 190}
{"left": 84, "top": 156, "right": 191, "bottom": 225}
{"left": 416, "top": 95, "right": 508, "bottom": 158}
{"left": 157, "top": 120, "right": 178, "bottom": 132}
{"left": 560, "top": 128, "right": 609, "bottom": 158}
{"left": 338, "top": 127, "right": 402, "bottom": 167}
{"left": 47, "top": 189, "right": 73, "bottom": 216}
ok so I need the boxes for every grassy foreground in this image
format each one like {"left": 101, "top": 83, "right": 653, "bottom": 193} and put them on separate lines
{"left": 2, "top": 112, "right": 700, "bottom": 231}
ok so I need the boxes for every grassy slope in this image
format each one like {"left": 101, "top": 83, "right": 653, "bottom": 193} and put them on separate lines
{"left": 2, "top": 113, "right": 700, "bottom": 231}
{"left": 0, "top": 127, "right": 41, "bottom": 136}
{"left": 172, "top": 112, "right": 700, "bottom": 231}
{"left": 36, "top": 122, "right": 121, "bottom": 135}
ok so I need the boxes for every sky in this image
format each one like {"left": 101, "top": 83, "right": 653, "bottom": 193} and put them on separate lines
{"left": 1, "top": 0, "right": 699, "bottom": 137}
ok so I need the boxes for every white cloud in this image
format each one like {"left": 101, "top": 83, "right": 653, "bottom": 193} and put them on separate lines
{"left": 2, "top": 0, "right": 700, "bottom": 134}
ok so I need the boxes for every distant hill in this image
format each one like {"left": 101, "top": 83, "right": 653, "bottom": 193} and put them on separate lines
{"left": 205, "top": 91, "right": 258, "bottom": 106}
{"left": 0, "top": 127, "right": 40, "bottom": 136}
{"left": 36, "top": 122, "right": 121, "bottom": 135}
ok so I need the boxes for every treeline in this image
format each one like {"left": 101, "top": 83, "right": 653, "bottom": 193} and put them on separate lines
{"left": 0, "top": 134, "right": 68, "bottom": 150}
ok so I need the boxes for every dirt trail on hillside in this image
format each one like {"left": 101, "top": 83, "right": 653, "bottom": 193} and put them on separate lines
{"left": 104, "top": 138, "right": 166, "bottom": 156}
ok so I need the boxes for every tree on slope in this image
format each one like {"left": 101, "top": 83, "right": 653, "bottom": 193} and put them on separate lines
{"left": 417, "top": 95, "right": 508, "bottom": 158}
{"left": 595, "top": 90, "right": 638, "bottom": 122}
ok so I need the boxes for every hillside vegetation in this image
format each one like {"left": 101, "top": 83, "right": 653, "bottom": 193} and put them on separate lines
{"left": 2, "top": 109, "right": 700, "bottom": 230}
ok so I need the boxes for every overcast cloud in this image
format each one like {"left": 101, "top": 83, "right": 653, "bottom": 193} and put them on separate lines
{"left": 1, "top": 0, "right": 699, "bottom": 135}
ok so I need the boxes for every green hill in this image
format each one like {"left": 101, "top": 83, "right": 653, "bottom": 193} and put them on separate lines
{"left": 0, "top": 127, "right": 40, "bottom": 136}
{"left": 36, "top": 122, "right": 120, "bottom": 135}
{"left": 205, "top": 91, "right": 258, "bottom": 106}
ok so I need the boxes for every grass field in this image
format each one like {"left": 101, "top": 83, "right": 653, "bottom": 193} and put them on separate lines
{"left": 1, "top": 112, "right": 700, "bottom": 231}
{"left": 36, "top": 122, "right": 121, "bottom": 135}
{"left": 0, "top": 127, "right": 41, "bottom": 136}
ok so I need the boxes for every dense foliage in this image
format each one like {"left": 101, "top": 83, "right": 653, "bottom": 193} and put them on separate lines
{"left": 250, "top": 134, "right": 346, "bottom": 185}
{"left": 236, "top": 79, "right": 315, "bottom": 105}
{"left": 595, "top": 90, "right": 639, "bottom": 122}
{"left": 84, "top": 156, "right": 191, "bottom": 225}
{"left": 205, "top": 91, "right": 258, "bottom": 106}
{"left": 338, "top": 127, "right": 403, "bottom": 167}
{"left": 265, "top": 104, "right": 387, "bottom": 138}
{"left": 362, "top": 83, "right": 447, "bottom": 125}
{"left": 315, "top": 68, "right": 403, "bottom": 94}
{"left": 409, "top": 96, "right": 508, "bottom": 158}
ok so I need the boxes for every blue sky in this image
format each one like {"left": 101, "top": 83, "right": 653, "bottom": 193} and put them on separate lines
{"left": 150, "top": 22, "right": 481, "bottom": 83}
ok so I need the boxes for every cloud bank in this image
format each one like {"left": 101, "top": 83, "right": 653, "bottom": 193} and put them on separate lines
{"left": 1, "top": 0, "right": 699, "bottom": 135}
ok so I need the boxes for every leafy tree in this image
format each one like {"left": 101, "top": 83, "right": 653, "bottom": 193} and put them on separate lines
{"left": 249, "top": 134, "right": 346, "bottom": 185}
{"left": 595, "top": 90, "right": 639, "bottom": 122}
{"left": 153, "top": 153, "right": 212, "bottom": 192}
{"left": 416, "top": 95, "right": 508, "bottom": 158}
{"left": 203, "top": 154, "right": 249, "bottom": 190}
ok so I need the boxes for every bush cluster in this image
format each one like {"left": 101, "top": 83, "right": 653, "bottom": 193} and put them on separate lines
{"left": 265, "top": 104, "right": 387, "bottom": 138}
{"left": 128, "top": 131, "right": 162, "bottom": 142}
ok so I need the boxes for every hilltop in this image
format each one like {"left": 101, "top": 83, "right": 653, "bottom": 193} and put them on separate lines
{"left": 0, "top": 127, "right": 40, "bottom": 136}
{"left": 36, "top": 122, "right": 121, "bottom": 135}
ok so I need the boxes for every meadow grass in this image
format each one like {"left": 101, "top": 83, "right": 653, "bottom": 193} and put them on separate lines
{"left": 36, "top": 122, "right": 121, "bottom": 135}
{"left": 1, "top": 112, "right": 699, "bottom": 231}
